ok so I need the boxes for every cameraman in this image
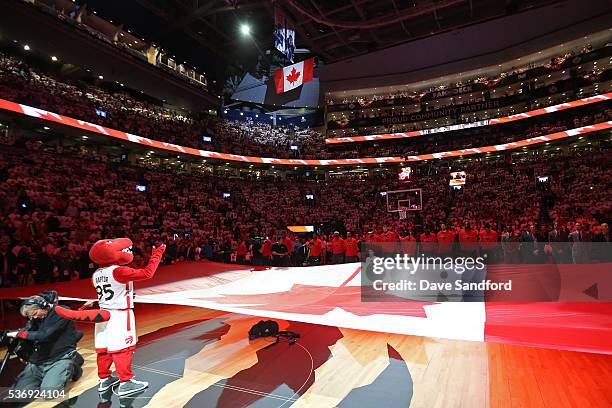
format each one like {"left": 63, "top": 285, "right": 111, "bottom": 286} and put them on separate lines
{"left": 5, "top": 294, "right": 83, "bottom": 393}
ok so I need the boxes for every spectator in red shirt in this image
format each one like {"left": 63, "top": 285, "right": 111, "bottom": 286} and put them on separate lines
{"left": 283, "top": 233, "right": 294, "bottom": 265}
{"left": 436, "top": 223, "right": 455, "bottom": 256}
{"left": 236, "top": 240, "right": 247, "bottom": 264}
{"left": 322, "top": 237, "right": 331, "bottom": 265}
{"left": 400, "top": 230, "right": 417, "bottom": 256}
{"left": 331, "top": 231, "right": 345, "bottom": 264}
{"left": 373, "top": 228, "right": 387, "bottom": 254}
{"left": 344, "top": 232, "right": 360, "bottom": 262}
{"left": 364, "top": 231, "right": 374, "bottom": 244}
{"left": 308, "top": 234, "right": 323, "bottom": 265}
{"left": 420, "top": 227, "right": 437, "bottom": 255}
{"left": 283, "top": 234, "right": 294, "bottom": 254}
{"left": 364, "top": 231, "right": 376, "bottom": 253}
{"left": 261, "top": 237, "right": 273, "bottom": 266}
{"left": 479, "top": 223, "right": 499, "bottom": 262}
{"left": 459, "top": 223, "right": 479, "bottom": 256}
{"left": 479, "top": 224, "right": 499, "bottom": 244}
{"left": 383, "top": 228, "right": 399, "bottom": 255}
{"left": 385, "top": 229, "right": 399, "bottom": 243}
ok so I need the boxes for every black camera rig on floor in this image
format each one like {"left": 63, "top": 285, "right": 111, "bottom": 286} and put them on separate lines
{"left": 248, "top": 320, "right": 301, "bottom": 349}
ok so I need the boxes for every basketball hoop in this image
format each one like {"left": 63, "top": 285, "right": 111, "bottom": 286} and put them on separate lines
{"left": 386, "top": 188, "right": 422, "bottom": 218}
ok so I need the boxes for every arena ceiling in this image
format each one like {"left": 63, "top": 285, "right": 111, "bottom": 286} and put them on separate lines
{"left": 83, "top": 0, "right": 562, "bottom": 78}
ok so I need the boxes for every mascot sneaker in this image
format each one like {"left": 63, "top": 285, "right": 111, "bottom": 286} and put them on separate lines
{"left": 117, "top": 379, "right": 149, "bottom": 396}
{"left": 98, "top": 375, "right": 120, "bottom": 392}
{"left": 98, "top": 388, "right": 113, "bottom": 404}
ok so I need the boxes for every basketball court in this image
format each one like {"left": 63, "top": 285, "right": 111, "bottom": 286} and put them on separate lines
{"left": 4, "top": 303, "right": 610, "bottom": 408}
{"left": 0, "top": 260, "right": 609, "bottom": 408}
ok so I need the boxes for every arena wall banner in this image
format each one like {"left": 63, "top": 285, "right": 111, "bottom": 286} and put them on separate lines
{"left": 325, "top": 92, "right": 612, "bottom": 144}
{"left": 0, "top": 98, "right": 610, "bottom": 166}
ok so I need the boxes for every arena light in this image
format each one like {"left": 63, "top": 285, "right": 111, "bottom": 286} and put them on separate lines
{"left": 23, "top": 44, "right": 30, "bottom": 51}
{"left": 98, "top": 75, "right": 103, "bottom": 79}
{"left": 240, "top": 23, "right": 250, "bottom": 36}
{"left": 51, "top": 56, "right": 58, "bottom": 62}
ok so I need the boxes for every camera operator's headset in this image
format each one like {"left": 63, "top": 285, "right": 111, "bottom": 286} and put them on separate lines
{"left": 21, "top": 297, "right": 50, "bottom": 310}
{"left": 20, "top": 291, "right": 57, "bottom": 316}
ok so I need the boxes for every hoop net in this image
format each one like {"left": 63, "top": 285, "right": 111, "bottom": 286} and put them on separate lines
{"left": 398, "top": 207, "right": 408, "bottom": 220}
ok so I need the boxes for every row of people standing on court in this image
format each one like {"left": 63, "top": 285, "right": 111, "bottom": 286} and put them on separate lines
{"left": 226, "top": 221, "right": 609, "bottom": 267}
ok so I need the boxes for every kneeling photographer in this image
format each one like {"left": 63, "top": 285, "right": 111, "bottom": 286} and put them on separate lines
{"left": 1, "top": 291, "right": 83, "bottom": 400}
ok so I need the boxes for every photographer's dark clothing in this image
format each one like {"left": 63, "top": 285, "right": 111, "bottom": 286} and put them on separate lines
{"left": 271, "top": 243, "right": 288, "bottom": 267}
{"left": 293, "top": 244, "right": 309, "bottom": 266}
{"left": 34, "top": 252, "right": 54, "bottom": 284}
{"left": 0, "top": 251, "right": 17, "bottom": 285}
{"left": 21, "top": 307, "right": 80, "bottom": 364}
{"left": 13, "top": 349, "right": 77, "bottom": 393}
{"left": 15, "top": 252, "right": 32, "bottom": 286}
{"left": 8, "top": 306, "right": 82, "bottom": 395}
{"left": 250, "top": 241, "right": 262, "bottom": 265}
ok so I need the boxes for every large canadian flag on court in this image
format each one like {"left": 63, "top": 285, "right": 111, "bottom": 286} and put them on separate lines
{"left": 2, "top": 262, "right": 610, "bottom": 354}
{"left": 274, "top": 57, "right": 314, "bottom": 93}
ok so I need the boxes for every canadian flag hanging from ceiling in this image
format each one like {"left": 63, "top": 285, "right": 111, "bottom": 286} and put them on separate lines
{"left": 274, "top": 57, "right": 314, "bottom": 93}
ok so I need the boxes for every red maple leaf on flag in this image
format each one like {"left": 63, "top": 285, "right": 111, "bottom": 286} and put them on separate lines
{"left": 286, "top": 67, "right": 301, "bottom": 84}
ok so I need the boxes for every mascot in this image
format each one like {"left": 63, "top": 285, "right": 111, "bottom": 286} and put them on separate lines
{"left": 56, "top": 238, "right": 165, "bottom": 396}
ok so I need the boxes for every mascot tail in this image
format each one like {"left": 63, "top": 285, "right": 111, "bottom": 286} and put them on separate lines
{"left": 56, "top": 306, "right": 111, "bottom": 323}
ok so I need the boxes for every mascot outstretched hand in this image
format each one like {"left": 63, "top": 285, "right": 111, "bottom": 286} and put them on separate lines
{"left": 56, "top": 238, "right": 165, "bottom": 396}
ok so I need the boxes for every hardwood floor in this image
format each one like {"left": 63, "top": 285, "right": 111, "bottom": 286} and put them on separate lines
{"left": 13, "top": 303, "right": 612, "bottom": 408}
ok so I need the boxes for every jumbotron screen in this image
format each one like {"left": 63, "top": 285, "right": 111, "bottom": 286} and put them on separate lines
{"left": 398, "top": 167, "right": 412, "bottom": 181}
{"left": 449, "top": 171, "right": 467, "bottom": 186}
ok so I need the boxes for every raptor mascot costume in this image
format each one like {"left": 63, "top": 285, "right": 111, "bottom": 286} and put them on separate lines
{"left": 56, "top": 238, "right": 165, "bottom": 396}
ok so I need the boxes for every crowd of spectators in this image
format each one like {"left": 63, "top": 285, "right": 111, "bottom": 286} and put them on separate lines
{"left": 327, "top": 65, "right": 608, "bottom": 135}
{"left": 2, "top": 49, "right": 608, "bottom": 161}
{"left": 0, "top": 51, "right": 329, "bottom": 158}
{"left": 325, "top": 43, "right": 599, "bottom": 106}
{"left": 0, "top": 45, "right": 609, "bottom": 289}
{"left": 0, "top": 51, "right": 199, "bottom": 136}
{"left": 326, "top": 105, "right": 612, "bottom": 159}
{"left": 0, "top": 137, "right": 609, "bottom": 287}
{"left": 208, "top": 120, "right": 325, "bottom": 158}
